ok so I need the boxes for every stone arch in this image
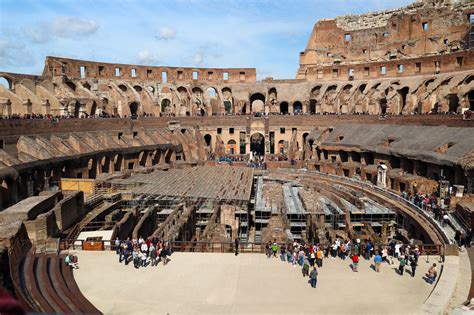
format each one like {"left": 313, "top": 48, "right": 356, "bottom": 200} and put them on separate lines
{"left": 129, "top": 102, "right": 139, "bottom": 117}
{"left": 73, "top": 101, "right": 81, "bottom": 118}
{"left": 222, "top": 87, "right": 232, "bottom": 113}
{"left": 138, "top": 151, "right": 148, "bottom": 167}
{"left": 90, "top": 101, "right": 97, "bottom": 116}
{"left": 379, "top": 98, "right": 387, "bottom": 115}
{"left": 446, "top": 94, "right": 459, "bottom": 113}
{"left": 311, "top": 85, "right": 322, "bottom": 97}
{"left": 250, "top": 93, "right": 265, "bottom": 113}
{"left": 114, "top": 154, "right": 123, "bottom": 172}
{"left": 309, "top": 100, "right": 317, "bottom": 114}
{"left": 161, "top": 98, "right": 171, "bottom": 113}
{"left": 207, "top": 87, "right": 217, "bottom": 98}
{"left": 468, "top": 90, "right": 474, "bottom": 110}
{"left": 0, "top": 76, "right": 12, "bottom": 90}
{"left": 398, "top": 87, "right": 410, "bottom": 113}
{"left": 204, "top": 134, "right": 212, "bottom": 147}
{"left": 227, "top": 139, "right": 237, "bottom": 155}
{"left": 293, "top": 101, "right": 303, "bottom": 114}
{"left": 250, "top": 132, "right": 265, "bottom": 156}
{"left": 87, "top": 158, "right": 97, "bottom": 178}
{"left": 134, "top": 85, "right": 143, "bottom": 92}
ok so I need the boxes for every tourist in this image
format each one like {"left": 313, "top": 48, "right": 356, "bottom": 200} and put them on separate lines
{"left": 298, "top": 247, "right": 305, "bottom": 266}
{"left": 114, "top": 237, "right": 120, "bottom": 255}
{"left": 150, "top": 243, "right": 158, "bottom": 266}
{"left": 309, "top": 266, "right": 318, "bottom": 288}
{"left": 427, "top": 263, "right": 437, "bottom": 284}
{"left": 442, "top": 212, "right": 449, "bottom": 227}
{"left": 374, "top": 252, "right": 382, "bottom": 272}
{"left": 280, "top": 244, "right": 286, "bottom": 261}
{"left": 381, "top": 247, "right": 388, "bottom": 264}
{"left": 413, "top": 246, "right": 420, "bottom": 263}
{"left": 140, "top": 250, "right": 147, "bottom": 267}
{"left": 316, "top": 247, "right": 323, "bottom": 267}
{"left": 351, "top": 254, "right": 359, "bottom": 272}
{"left": 140, "top": 240, "right": 148, "bottom": 255}
{"left": 410, "top": 257, "right": 417, "bottom": 277}
{"left": 398, "top": 255, "right": 406, "bottom": 275}
{"left": 394, "top": 243, "right": 401, "bottom": 258}
{"left": 302, "top": 258, "right": 310, "bottom": 277}
{"left": 132, "top": 249, "right": 140, "bottom": 268}
{"left": 286, "top": 244, "right": 293, "bottom": 263}
{"left": 65, "top": 254, "right": 79, "bottom": 269}
{"left": 272, "top": 240, "right": 278, "bottom": 258}
{"left": 235, "top": 237, "right": 239, "bottom": 256}
{"left": 331, "top": 242, "right": 338, "bottom": 259}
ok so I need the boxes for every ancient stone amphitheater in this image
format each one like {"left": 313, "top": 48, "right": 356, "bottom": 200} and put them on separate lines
{"left": 0, "top": 0, "right": 473, "bottom": 314}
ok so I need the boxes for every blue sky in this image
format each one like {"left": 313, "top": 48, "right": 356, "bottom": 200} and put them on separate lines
{"left": 0, "top": 0, "right": 413, "bottom": 80}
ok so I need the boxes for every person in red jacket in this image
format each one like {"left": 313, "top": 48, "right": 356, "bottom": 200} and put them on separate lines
{"left": 351, "top": 254, "right": 359, "bottom": 272}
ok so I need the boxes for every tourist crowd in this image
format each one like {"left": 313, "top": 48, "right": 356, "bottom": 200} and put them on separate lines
{"left": 264, "top": 238, "right": 440, "bottom": 288}
{"left": 114, "top": 237, "right": 172, "bottom": 269}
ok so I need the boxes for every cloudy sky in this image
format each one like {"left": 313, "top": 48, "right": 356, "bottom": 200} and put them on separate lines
{"left": 1, "top": 0, "right": 413, "bottom": 80}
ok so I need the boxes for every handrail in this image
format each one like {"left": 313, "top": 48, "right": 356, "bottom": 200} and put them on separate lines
{"left": 57, "top": 239, "right": 444, "bottom": 256}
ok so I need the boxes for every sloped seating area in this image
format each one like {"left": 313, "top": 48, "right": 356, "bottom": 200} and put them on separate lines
{"left": 12, "top": 250, "right": 101, "bottom": 314}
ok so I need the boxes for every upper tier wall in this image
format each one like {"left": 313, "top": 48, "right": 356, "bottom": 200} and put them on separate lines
{"left": 42, "top": 57, "right": 257, "bottom": 84}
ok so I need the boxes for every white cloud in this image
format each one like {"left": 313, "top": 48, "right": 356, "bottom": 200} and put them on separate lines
{"left": 0, "top": 38, "right": 35, "bottom": 68}
{"left": 137, "top": 50, "right": 160, "bottom": 65}
{"left": 192, "top": 53, "right": 204, "bottom": 66}
{"left": 24, "top": 17, "right": 98, "bottom": 43}
{"left": 50, "top": 17, "right": 98, "bottom": 39}
{"left": 155, "top": 27, "right": 176, "bottom": 40}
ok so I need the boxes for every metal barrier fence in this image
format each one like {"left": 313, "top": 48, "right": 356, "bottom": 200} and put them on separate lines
{"left": 58, "top": 239, "right": 443, "bottom": 257}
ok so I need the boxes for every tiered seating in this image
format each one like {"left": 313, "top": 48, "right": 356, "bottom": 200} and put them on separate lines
{"left": 13, "top": 252, "right": 101, "bottom": 314}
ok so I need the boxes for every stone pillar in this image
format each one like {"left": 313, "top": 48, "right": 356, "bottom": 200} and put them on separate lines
{"left": 26, "top": 180, "right": 34, "bottom": 197}
{"left": 43, "top": 176, "right": 50, "bottom": 191}
{"left": 377, "top": 164, "right": 387, "bottom": 188}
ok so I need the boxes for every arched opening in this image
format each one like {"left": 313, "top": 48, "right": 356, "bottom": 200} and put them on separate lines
{"left": 468, "top": 90, "right": 474, "bottom": 110}
{"left": 398, "top": 87, "right": 409, "bottom": 113}
{"left": 161, "top": 99, "right": 171, "bottom": 113}
{"left": 358, "top": 84, "right": 367, "bottom": 94}
{"left": 118, "top": 84, "right": 127, "bottom": 92}
{"left": 227, "top": 140, "right": 237, "bottom": 155}
{"left": 204, "top": 134, "right": 212, "bottom": 147}
{"left": 309, "top": 100, "right": 317, "bottom": 114}
{"left": 134, "top": 85, "right": 143, "bottom": 92}
{"left": 199, "top": 108, "right": 206, "bottom": 116}
{"left": 278, "top": 140, "right": 285, "bottom": 156}
{"left": 311, "top": 86, "right": 321, "bottom": 97}
{"left": 222, "top": 87, "right": 232, "bottom": 114}
{"left": 293, "top": 101, "right": 303, "bottom": 114}
{"left": 465, "top": 75, "right": 474, "bottom": 85}
{"left": 379, "top": 98, "right": 387, "bottom": 115}
{"left": 0, "top": 77, "right": 12, "bottom": 90}
{"left": 129, "top": 102, "right": 139, "bottom": 117}
{"left": 250, "top": 133, "right": 265, "bottom": 156}
{"left": 250, "top": 93, "right": 265, "bottom": 113}
{"left": 139, "top": 151, "right": 147, "bottom": 167}
{"left": 280, "top": 102, "right": 289, "bottom": 114}
{"left": 207, "top": 87, "right": 217, "bottom": 98}
{"left": 90, "top": 101, "right": 97, "bottom": 116}
{"left": 73, "top": 101, "right": 80, "bottom": 118}
{"left": 446, "top": 94, "right": 459, "bottom": 113}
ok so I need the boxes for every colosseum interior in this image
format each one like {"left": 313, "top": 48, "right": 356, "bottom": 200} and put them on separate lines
{"left": 0, "top": 0, "right": 473, "bottom": 314}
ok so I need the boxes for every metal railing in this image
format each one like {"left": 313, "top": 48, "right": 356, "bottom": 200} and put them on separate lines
{"left": 280, "top": 169, "right": 451, "bottom": 244}
{"left": 58, "top": 239, "right": 443, "bottom": 257}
